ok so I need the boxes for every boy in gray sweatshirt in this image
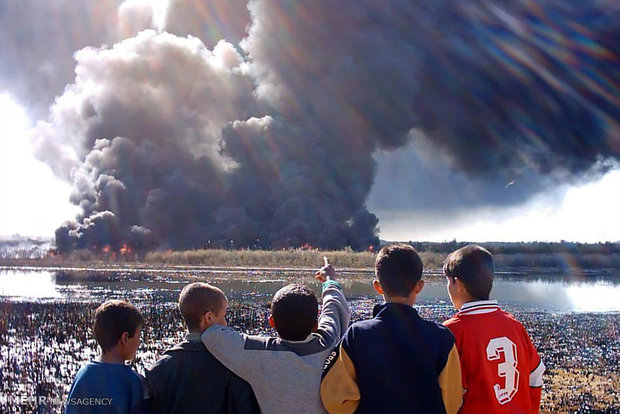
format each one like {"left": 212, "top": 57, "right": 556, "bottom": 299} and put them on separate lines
{"left": 201, "top": 260, "right": 350, "bottom": 414}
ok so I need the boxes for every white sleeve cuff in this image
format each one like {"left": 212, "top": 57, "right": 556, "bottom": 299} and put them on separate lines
{"left": 529, "top": 359, "right": 545, "bottom": 387}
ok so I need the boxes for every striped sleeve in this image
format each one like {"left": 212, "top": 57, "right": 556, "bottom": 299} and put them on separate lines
{"left": 438, "top": 344, "right": 463, "bottom": 414}
{"left": 530, "top": 358, "right": 545, "bottom": 388}
{"left": 529, "top": 358, "right": 544, "bottom": 414}
{"left": 520, "top": 322, "right": 544, "bottom": 413}
{"left": 320, "top": 330, "right": 360, "bottom": 414}
{"left": 528, "top": 338, "right": 545, "bottom": 413}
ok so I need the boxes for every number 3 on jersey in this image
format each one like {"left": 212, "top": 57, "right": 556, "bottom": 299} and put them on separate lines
{"left": 486, "top": 337, "right": 519, "bottom": 405}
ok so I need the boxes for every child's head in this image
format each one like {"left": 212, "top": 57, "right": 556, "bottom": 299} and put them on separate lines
{"left": 374, "top": 244, "right": 424, "bottom": 301}
{"left": 269, "top": 284, "right": 318, "bottom": 341}
{"left": 93, "top": 300, "right": 144, "bottom": 360}
{"left": 179, "top": 282, "right": 228, "bottom": 332}
{"left": 443, "top": 244, "right": 494, "bottom": 309}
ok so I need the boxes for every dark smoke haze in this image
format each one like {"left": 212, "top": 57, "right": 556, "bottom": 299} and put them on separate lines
{"left": 0, "top": 0, "right": 618, "bottom": 250}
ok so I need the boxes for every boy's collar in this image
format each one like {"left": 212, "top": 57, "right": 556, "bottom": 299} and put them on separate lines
{"left": 373, "top": 302, "right": 419, "bottom": 318}
{"left": 91, "top": 360, "right": 128, "bottom": 366}
{"left": 458, "top": 299, "right": 500, "bottom": 315}
{"left": 186, "top": 332, "right": 202, "bottom": 342}
{"left": 282, "top": 334, "right": 315, "bottom": 344}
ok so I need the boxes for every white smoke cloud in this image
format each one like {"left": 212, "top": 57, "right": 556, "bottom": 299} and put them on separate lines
{"left": 33, "top": 30, "right": 254, "bottom": 179}
{"left": 118, "top": 0, "right": 156, "bottom": 38}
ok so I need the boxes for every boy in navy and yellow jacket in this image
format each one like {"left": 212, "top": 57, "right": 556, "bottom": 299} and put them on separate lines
{"left": 321, "top": 244, "right": 462, "bottom": 414}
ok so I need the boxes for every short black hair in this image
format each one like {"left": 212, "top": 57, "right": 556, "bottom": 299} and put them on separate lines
{"left": 93, "top": 300, "right": 144, "bottom": 352}
{"left": 443, "top": 244, "right": 494, "bottom": 300}
{"left": 375, "top": 244, "right": 423, "bottom": 297}
{"left": 179, "top": 283, "right": 227, "bottom": 331}
{"left": 271, "top": 284, "right": 318, "bottom": 341}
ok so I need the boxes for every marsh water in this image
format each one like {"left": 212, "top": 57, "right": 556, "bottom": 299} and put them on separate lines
{"left": 1, "top": 266, "right": 619, "bottom": 413}
{"left": 0, "top": 266, "right": 619, "bottom": 312}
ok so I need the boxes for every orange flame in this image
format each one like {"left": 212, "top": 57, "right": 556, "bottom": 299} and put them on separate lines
{"left": 119, "top": 244, "right": 131, "bottom": 255}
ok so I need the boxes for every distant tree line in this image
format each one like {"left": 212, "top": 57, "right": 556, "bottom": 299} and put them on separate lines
{"left": 0, "top": 237, "right": 52, "bottom": 259}
{"left": 406, "top": 240, "right": 620, "bottom": 256}
{"left": 1, "top": 238, "right": 619, "bottom": 272}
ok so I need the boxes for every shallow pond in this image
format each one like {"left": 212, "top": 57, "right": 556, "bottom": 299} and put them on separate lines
{"left": 0, "top": 267, "right": 619, "bottom": 312}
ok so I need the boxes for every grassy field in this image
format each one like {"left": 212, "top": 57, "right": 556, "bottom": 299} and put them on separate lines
{"left": 143, "top": 248, "right": 448, "bottom": 269}
{"left": 1, "top": 247, "right": 618, "bottom": 273}
{"left": 0, "top": 248, "right": 445, "bottom": 270}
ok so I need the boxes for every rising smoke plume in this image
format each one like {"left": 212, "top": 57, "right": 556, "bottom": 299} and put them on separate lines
{"left": 4, "top": 0, "right": 619, "bottom": 251}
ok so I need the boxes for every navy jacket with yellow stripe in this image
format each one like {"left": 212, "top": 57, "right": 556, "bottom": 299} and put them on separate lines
{"left": 321, "top": 303, "right": 462, "bottom": 414}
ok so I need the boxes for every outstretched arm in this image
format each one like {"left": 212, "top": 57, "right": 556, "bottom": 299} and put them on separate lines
{"left": 315, "top": 257, "right": 351, "bottom": 347}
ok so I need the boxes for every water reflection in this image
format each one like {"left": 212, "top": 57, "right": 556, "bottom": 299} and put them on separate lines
{"left": 0, "top": 270, "right": 60, "bottom": 298}
{"left": 0, "top": 268, "right": 618, "bottom": 312}
{"left": 565, "top": 282, "right": 620, "bottom": 312}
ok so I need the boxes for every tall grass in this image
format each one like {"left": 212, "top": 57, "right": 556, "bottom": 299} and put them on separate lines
{"left": 142, "top": 249, "right": 445, "bottom": 269}
{"left": 144, "top": 249, "right": 375, "bottom": 268}
{"left": 1, "top": 248, "right": 617, "bottom": 272}
{"left": 0, "top": 248, "right": 444, "bottom": 270}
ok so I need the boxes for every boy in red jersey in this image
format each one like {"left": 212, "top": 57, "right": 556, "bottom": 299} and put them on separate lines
{"left": 443, "top": 245, "right": 545, "bottom": 414}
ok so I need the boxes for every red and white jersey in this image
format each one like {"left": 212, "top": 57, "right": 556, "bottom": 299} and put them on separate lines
{"left": 444, "top": 300, "right": 545, "bottom": 414}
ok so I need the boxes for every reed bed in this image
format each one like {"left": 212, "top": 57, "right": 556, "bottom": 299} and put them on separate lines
{"left": 0, "top": 248, "right": 444, "bottom": 271}
{"left": 1, "top": 248, "right": 617, "bottom": 273}
{"left": 143, "top": 248, "right": 445, "bottom": 270}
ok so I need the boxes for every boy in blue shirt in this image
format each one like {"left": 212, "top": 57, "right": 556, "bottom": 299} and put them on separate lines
{"left": 65, "top": 300, "right": 149, "bottom": 414}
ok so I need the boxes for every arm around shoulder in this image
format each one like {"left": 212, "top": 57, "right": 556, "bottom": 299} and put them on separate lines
{"left": 201, "top": 325, "right": 255, "bottom": 381}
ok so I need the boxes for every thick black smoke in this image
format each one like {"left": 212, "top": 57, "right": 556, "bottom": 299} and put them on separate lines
{"left": 16, "top": 0, "right": 620, "bottom": 251}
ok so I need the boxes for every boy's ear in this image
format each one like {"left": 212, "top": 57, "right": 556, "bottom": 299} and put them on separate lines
{"left": 372, "top": 279, "right": 384, "bottom": 295}
{"left": 454, "top": 278, "right": 466, "bottom": 294}
{"left": 204, "top": 311, "right": 215, "bottom": 324}
{"left": 268, "top": 315, "right": 276, "bottom": 329}
{"left": 119, "top": 331, "right": 130, "bottom": 345}
{"left": 414, "top": 279, "right": 425, "bottom": 294}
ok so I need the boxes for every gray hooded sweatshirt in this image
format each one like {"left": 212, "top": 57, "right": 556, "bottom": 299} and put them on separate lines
{"left": 201, "top": 282, "right": 350, "bottom": 414}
